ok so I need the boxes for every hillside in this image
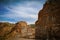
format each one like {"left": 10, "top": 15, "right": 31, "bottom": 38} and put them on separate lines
{"left": 0, "top": 21, "right": 35, "bottom": 40}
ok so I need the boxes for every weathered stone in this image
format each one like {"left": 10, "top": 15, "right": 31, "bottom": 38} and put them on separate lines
{"left": 15, "top": 21, "right": 28, "bottom": 37}
{"left": 35, "top": 0, "right": 60, "bottom": 40}
{"left": 0, "top": 22, "right": 15, "bottom": 40}
{"left": 27, "top": 25, "right": 35, "bottom": 38}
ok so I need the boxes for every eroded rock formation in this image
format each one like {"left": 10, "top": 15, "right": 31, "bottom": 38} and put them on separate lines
{"left": 35, "top": 0, "right": 60, "bottom": 40}
{"left": 5, "top": 21, "right": 28, "bottom": 40}
{"left": 0, "top": 22, "right": 15, "bottom": 40}
{"left": 0, "top": 21, "right": 35, "bottom": 40}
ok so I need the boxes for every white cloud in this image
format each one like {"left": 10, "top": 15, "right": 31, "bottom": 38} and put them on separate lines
{"left": 1, "top": 1, "right": 43, "bottom": 24}
{"left": 6, "top": 5, "right": 38, "bottom": 18}
{"left": 0, "top": 21, "right": 16, "bottom": 24}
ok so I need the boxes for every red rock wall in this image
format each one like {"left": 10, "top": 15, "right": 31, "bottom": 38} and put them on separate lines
{"left": 35, "top": 0, "right": 60, "bottom": 40}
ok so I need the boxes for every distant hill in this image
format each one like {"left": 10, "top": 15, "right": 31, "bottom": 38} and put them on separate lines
{"left": 29, "top": 24, "right": 35, "bottom": 28}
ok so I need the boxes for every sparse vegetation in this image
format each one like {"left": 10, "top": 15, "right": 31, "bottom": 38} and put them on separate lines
{"left": 29, "top": 24, "right": 35, "bottom": 28}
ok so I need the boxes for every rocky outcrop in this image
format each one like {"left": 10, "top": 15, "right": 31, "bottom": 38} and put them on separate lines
{"left": 0, "top": 21, "right": 35, "bottom": 40}
{"left": 0, "top": 22, "right": 15, "bottom": 40}
{"left": 5, "top": 21, "right": 28, "bottom": 40}
{"left": 7, "top": 21, "right": 28, "bottom": 38}
{"left": 15, "top": 21, "right": 35, "bottom": 38}
{"left": 35, "top": 0, "right": 60, "bottom": 40}
{"left": 27, "top": 25, "right": 35, "bottom": 38}
{"left": 16, "top": 21, "right": 28, "bottom": 37}
{"left": 7, "top": 21, "right": 36, "bottom": 40}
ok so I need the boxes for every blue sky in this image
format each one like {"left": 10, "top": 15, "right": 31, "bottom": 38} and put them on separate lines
{"left": 0, "top": 0, "right": 46, "bottom": 24}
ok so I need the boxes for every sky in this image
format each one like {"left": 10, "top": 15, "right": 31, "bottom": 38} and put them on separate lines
{"left": 0, "top": 0, "right": 46, "bottom": 24}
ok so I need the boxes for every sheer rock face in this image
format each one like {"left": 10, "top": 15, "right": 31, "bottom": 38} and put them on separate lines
{"left": 35, "top": 0, "right": 60, "bottom": 39}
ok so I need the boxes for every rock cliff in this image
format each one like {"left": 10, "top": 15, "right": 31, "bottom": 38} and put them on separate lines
{"left": 35, "top": 0, "right": 60, "bottom": 40}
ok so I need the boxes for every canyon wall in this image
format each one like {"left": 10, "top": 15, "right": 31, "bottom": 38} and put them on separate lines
{"left": 35, "top": 0, "right": 60, "bottom": 40}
